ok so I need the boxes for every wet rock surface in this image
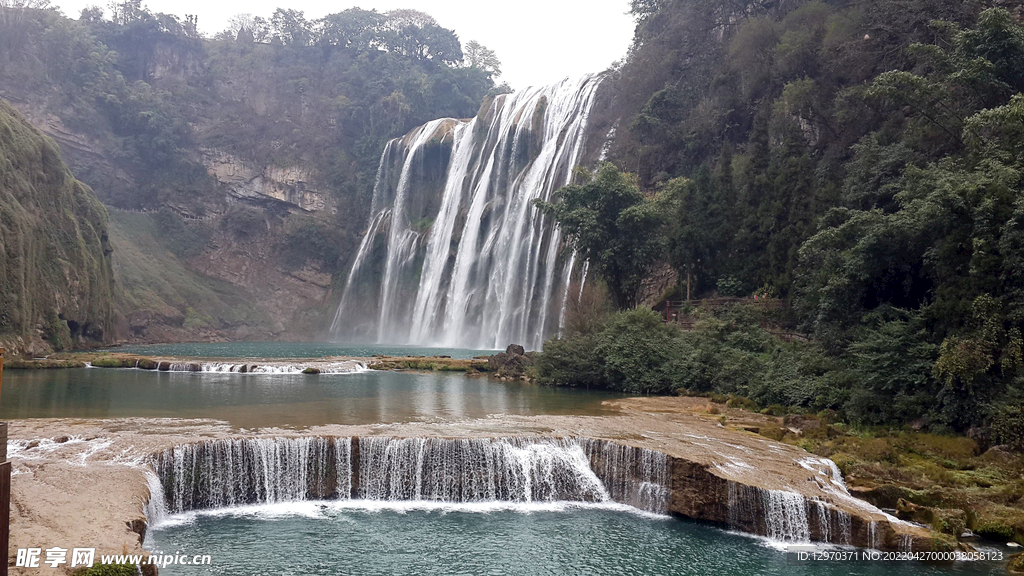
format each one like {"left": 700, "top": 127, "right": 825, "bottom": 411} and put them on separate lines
{"left": 4, "top": 396, "right": 954, "bottom": 572}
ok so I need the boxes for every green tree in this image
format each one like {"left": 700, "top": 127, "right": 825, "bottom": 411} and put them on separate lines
{"left": 0, "top": 0, "right": 51, "bottom": 62}
{"left": 535, "top": 163, "right": 667, "bottom": 309}
{"left": 463, "top": 40, "right": 501, "bottom": 77}
{"left": 270, "top": 8, "right": 312, "bottom": 46}
{"left": 318, "top": 8, "right": 383, "bottom": 51}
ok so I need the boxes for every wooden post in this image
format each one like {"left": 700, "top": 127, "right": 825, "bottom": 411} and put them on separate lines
{"left": 0, "top": 347, "right": 7, "bottom": 576}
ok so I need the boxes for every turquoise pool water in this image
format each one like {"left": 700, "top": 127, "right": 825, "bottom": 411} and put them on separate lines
{"left": 146, "top": 504, "right": 1008, "bottom": 576}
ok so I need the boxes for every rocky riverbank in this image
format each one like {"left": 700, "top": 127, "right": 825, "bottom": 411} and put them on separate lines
{"left": 6, "top": 397, "right": 975, "bottom": 574}
{"left": 4, "top": 352, "right": 477, "bottom": 374}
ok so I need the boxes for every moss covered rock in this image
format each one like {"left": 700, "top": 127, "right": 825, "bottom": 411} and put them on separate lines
{"left": 0, "top": 100, "right": 116, "bottom": 354}
{"left": 90, "top": 356, "right": 131, "bottom": 368}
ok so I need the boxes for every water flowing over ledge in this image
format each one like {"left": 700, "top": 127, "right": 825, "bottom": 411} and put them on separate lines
{"left": 143, "top": 435, "right": 931, "bottom": 552}
{"left": 85, "top": 358, "right": 370, "bottom": 374}
{"left": 7, "top": 405, "right": 955, "bottom": 561}
{"left": 332, "top": 75, "right": 603, "bottom": 350}
{"left": 146, "top": 437, "right": 669, "bottom": 522}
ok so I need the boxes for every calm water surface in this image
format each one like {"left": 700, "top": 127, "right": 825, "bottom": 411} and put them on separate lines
{"left": 0, "top": 369, "right": 619, "bottom": 428}
{"left": 147, "top": 505, "right": 1007, "bottom": 576}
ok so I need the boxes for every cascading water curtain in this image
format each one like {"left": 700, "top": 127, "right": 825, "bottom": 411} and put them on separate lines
{"left": 332, "top": 75, "right": 604, "bottom": 350}
{"left": 150, "top": 437, "right": 352, "bottom": 513}
{"left": 148, "top": 437, "right": 672, "bottom": 515}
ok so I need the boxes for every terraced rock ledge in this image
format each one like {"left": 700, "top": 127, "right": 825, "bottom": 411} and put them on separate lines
{"left": 6, "top": 399, "right": 959, "bottom": 572}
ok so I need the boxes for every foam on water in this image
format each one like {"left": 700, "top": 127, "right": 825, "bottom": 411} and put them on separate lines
{"left": 146, "top": 436, "right": 672, "bottom": 529}
{"left": 144, "top": 362, "right": 368, "bottom": 374}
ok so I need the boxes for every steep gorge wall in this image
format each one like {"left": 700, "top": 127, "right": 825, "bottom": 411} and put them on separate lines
{"left": 5, "top": 102, "right": 344, "bottom": 342}
{"left": 0, "top": 11, "right": 486, "bottom": 341}
{"left": 0, "top": 100, "right": 116, "bottom": 355}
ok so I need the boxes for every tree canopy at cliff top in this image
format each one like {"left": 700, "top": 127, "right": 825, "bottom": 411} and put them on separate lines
{"left": 539, "top": 0, "right": 1024, "bottom": 435}
{"left": 0, "top": 1, "right": 502, "bottom": 210}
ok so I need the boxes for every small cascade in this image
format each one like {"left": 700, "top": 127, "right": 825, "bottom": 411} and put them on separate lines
{"left": 814, "top": 500, "right": 830, "bottom": 543}
{"left": 899, "top": 533, "right": 913, "bottom": 552}
{"left": 331, "top": 75, "right": 604, "bottom": 350}
{"left": 147, "top": 437, "right": 671, "bottom": 517}
{"left": 356, "top": 437, "right": 607, "bottom": 503}
{"left": 582, "top": 440, "right": 670, "bottom": 513}
{"left": 727, "top": 483, "right": 810, "bottom": 543}
{"left": 836, "top": 508, "right": 853, "bottom": 544}
{"left": 144, "top": 470, "right": 168, "bottom": 524}
{"left": 762, "top": 490, "right": 810, "bottom": 542}
{"left": 812, "top": 500, "right": 852, "bottom": 545}
{"left": 727, "top": 478, "right": 862, "bottom": 545}
{"left": 145, "top": 362, "right": 367, "bottom": 374}
{"left": 151, "top": 437, "right": 352, "bottom": 513}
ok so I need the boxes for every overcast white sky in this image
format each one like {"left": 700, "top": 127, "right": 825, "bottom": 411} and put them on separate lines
{"left": 49, "top": 0, "right": 636, "bottom": 90}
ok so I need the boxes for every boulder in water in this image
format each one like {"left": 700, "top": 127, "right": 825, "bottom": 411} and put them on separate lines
{"left": 487, "top": 346, "right": 533, "bottom": 377}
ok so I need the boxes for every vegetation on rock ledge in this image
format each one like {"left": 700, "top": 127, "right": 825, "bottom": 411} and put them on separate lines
{"left": 0, "top": 100, "right": 115, "bottom": 354}
{"left": 539, "top": 2, "right": 1024, "bottom": 437}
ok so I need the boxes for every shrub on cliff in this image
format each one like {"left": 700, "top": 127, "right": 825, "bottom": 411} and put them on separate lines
{"left": 992, "top": 404, "right": 1024, "bottom": 452}
{"left": 535, "top": 165, "right": 668, "bottom": 310}
{"left": 72, "top": 562, "right": 136, "bottom": 576}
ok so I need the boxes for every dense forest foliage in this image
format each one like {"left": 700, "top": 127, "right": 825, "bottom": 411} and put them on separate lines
{"left": 0, "top": 0, "right": 498, "bottom": 219}
{"left": 540, "top": 0, "right": 1024, "bottom": 440}
{"left": 0, "top": 1, "right": 502, "bottom": 342}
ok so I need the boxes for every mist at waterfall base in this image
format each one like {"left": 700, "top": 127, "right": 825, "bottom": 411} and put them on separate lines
{"left": 332, "top": 76, "right": 604, "bottom": 351}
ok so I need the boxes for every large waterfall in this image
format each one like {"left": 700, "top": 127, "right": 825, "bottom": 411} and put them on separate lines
{"left": 331, "top": 76, "right": 603, "bottom": 350}
{"left": 147, "top": 437, "right": 669, "bottom": 517}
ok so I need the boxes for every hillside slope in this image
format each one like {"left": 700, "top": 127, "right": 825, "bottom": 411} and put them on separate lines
{"left": 0, "top": 5, "right": 498, "bottom": 339}
{"left": 0, "top": 100, "right": 115, "bottom": 355}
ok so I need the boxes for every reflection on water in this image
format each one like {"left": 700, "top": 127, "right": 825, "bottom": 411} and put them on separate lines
{"left": 147, "top": 506, "right": 1006, "bottom": 576}
{"left": 0, "top": 369, "right": 620, "bottom": 429}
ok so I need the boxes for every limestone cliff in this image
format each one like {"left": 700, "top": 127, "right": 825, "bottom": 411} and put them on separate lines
{"left": 200, "top": 149, "right": 330, "bottom": 213}
{"left": 0, "top": 100, "right": 116, "bottom": 355}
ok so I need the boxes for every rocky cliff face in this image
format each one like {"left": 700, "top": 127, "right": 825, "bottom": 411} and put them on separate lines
{"left": 0, "top": 100, "right": 117, "bottom": 355}
{"left": 2, "top": 65, "right": 350, "bottom": 342}
{"left": 201, "top": 149, "right": 331, "bottom": 213}
{"left": 1, "top": 98, "right": 343, "bottom": 343}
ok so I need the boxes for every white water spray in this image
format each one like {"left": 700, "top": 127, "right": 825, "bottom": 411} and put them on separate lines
{"left": 331, "top": 75, "right": 603, "bottom": 350}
